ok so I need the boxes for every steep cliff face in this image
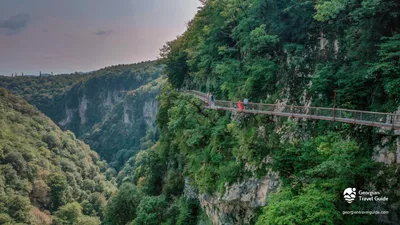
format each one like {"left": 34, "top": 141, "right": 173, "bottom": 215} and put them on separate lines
{"left": 54, "top": 88, "right": 126, "bottom": 136}
{"left": 373, "top": 137, "right": 400, "bottom": 165}
{"left": 185, "top": 171, "right": 281, "bottom": 225}
{"left": 49, "top": 62, "right": 163, "bottom": 137}
{"left": 0, "top": 61, "right": 164, "bottom": 163}
{"left": 83, "top": 76, "right": 166, "bottom": 163}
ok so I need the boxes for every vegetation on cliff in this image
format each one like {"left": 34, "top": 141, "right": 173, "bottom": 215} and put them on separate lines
{"left": 84, "top": 76, "right": 166, "bottom": 173}
{"left": 0, "top": 61, "right": 164, "bottom": 163}
{"left": 149, "top": 0, "right": 400, "bottom": 224}
{"left": 162, "top": 0, "right": 400, "bottom": 112}
{"left": 1, "top": 0, "right": 400, "bottom": 224}
{"left": 0, "top": 88, "right": 116, "bottom": 224}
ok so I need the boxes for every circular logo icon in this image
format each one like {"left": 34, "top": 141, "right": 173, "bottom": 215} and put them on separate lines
{"left": 343, "top": 188, "right": 356, "bottom": 203}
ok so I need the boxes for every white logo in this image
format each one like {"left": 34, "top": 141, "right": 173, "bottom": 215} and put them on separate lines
{"left": 343, "top": 188, "right": 357, "bottom": 203}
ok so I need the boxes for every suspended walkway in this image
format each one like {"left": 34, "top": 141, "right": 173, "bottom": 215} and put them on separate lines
{"left": 186, "top": 90, "right": 400, "bottom": 130}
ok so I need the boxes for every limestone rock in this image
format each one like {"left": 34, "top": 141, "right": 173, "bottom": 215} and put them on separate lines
{"left": 187, "top": 171, "right": 281, "bottom": 225}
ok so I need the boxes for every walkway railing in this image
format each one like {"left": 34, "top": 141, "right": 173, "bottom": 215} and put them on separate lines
{"left": 186, "top": 90, "right": 400, "bottom": 130}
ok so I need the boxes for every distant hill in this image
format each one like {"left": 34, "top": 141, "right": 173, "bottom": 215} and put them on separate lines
{"left": 0, "top": 72, "right": 87, "bottom": 107}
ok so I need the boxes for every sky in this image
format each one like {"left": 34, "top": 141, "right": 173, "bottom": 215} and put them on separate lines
{"left": 0, "top": 0, "right": 201, "bottom": 75}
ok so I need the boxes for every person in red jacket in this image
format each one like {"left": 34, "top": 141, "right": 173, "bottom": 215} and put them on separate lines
{"left": 238, "top": 100, "right": 243, "bottom": 111}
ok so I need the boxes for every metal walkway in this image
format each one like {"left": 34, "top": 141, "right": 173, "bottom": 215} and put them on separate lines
{"left": 186, "top": 90, "right": 400, "bottom": 130}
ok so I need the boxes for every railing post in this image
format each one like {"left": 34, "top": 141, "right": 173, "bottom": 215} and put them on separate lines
{"left": 392, "top": 115, "right": 394, "bottom": 129}
{"left": 372, "top": 114, "right": 374, "bottom": 126}
{"left": 333, "top": 89, "right": 337, "bottom": 121}
{"left": 333, "top": 108, "right": 336, "bottom": 122}
{"left": 353, "top": 111, "right": 356, "bottom": 124}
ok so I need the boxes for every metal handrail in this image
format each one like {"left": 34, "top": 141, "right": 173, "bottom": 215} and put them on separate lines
{"left": 185, "top": 90, "right": 400, "bottom": 130}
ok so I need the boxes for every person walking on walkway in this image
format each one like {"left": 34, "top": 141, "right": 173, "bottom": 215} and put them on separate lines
{"left": 210, "top": 94, "right": 215, "bottom": 107}
{"left": 238, "top": 99, "right": 243, "bottom": 111}
{"left": 243, "top": 98, "right": 249, "bottom": 109}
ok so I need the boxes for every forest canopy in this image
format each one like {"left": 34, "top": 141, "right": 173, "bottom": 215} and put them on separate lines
{"left": 0, "top": 88, "right": 116, "bottom": 224}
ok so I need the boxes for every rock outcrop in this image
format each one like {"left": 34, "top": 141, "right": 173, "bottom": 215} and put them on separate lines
{"left": 185, "top": 171, "right": 281, "bottom": 225}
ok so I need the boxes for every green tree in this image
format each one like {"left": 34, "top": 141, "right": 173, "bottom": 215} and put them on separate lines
{"left": 256, "top": 187, "right": 340, "bottom": 225}
{"left": 160, "top": 37, "right": 189, "bottom": 88}
{"left": 47, "top": 173, "right": 67, "bottom": 210}
{"left": 77, "top": 215, "right": 101, "bottom": 225}
{"left": 132, "top": 196, "right": 168, "bottom": 225}
{"left": 370, "top": 33, "right": 400, "bottom": 110}
{"left": 4, "top": 152, "right": 27, "bottom": 174}
{"left": 43, "top": 133, "right": 61, "bottom": 149}
{"left": 7, "top": 195, "right": 31, "bottom": 223}
{"left": 0, "top": 213, "right": 13, "bottom": 224}
{"left": 104, "top": 183, "right": 143, "bottom": 225}
{"left": 53, "top": 202, "right": 83, "bottom": 225}
{"left": 263, "top": 133, "right": 374, "bottom": 225}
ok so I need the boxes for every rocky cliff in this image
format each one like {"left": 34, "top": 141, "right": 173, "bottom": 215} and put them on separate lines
{"left": 83, "top": 76, "right": 166, "bottom": 165}
{"left": 0, "top": 61, "right": 164, "bottom": 163}
{"left": 185, "top": 171, "right": 281, "bottom": 225}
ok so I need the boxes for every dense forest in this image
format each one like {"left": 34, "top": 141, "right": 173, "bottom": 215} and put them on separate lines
{"left": 163, "top": 0, "right": 400, "bottom": 112}
{"left": 0, "top": 61, "right": 163, "bottom": 138}
{"left": 153, "top": 0, "right": 400, "bottom": 224}
{"left": 1, "top": 0, "right": 400, "bottom": 224}
{"left": 0, "top": 65, "right": 213, "bottom": 224}
{"left": 0, "top": 61, "right": 164, "bottom": 165}
{"left": 0, "top": 88, "right": 116, "bottom": 224}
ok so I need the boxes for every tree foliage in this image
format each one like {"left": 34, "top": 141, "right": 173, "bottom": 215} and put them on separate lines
{"left": 104, "top": 183, "right": 143, "bottom": 225}
{"left": 0, "top": 89, "right": 115, "bottom": 224}
{"left": 156, "top": 0, "right": 400, "bottom": 223}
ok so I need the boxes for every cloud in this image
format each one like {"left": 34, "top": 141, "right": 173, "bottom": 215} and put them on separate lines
{"left": 0, "top": 13, "right": 31, "bottom": 35}
{"left": 93, "top": 29, "right": 113, "bottom": 36}
{"left": 64, "top": 33, "right": 73, "bottom": 38}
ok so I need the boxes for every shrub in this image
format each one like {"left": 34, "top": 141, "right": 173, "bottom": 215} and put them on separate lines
{"left": 53, "top": 202, "right": 82, "bottom": 225}
{"left": 4, "top": 152, "right": 26, "bottom": 174}
{"left": 104, "top": 183, "right": 142, "bottom": 225}
{"left": 132, "top": 195, "right": 168, "bottom": 225}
